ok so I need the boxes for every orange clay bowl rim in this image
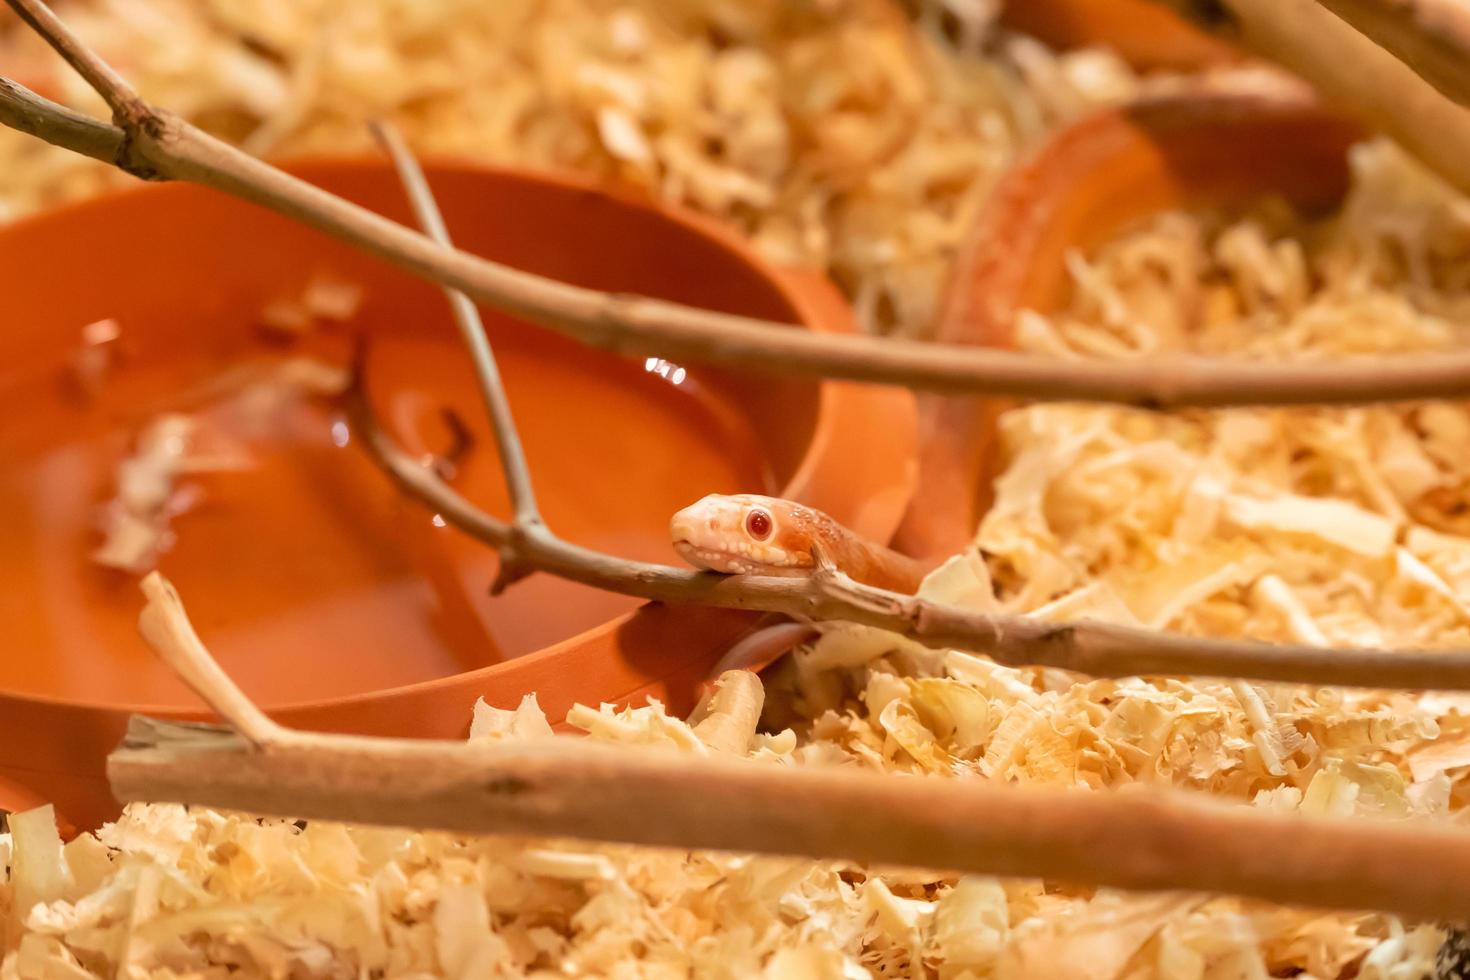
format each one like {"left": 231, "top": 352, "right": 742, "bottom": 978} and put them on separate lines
{"left": 1, "top": 155, "right": 918, "bottom": 717}
{"left": 896, "top": 85, "right": 1365, "bottom": 559}
{"left": 946, "top": 88, "right": 1366, "bottom": 332}
{"left": 999, "top": 0, "right": 1240, "bottom": 72}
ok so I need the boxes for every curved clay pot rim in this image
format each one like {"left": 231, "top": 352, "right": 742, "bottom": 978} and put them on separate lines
{"left": 950, "top": 85, "right": 1365, "bottom": 328}
{"left": 895, "top": 84, "right": 1365, "bottom": 560}
{"left": 4, "top": 155, "right": 917, "bottom": 717}
{"left": 999, "top": 0, "right": 1240, "bottom": 72}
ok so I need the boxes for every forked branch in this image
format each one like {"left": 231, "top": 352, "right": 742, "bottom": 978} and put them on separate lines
{"left": 367, "top": 121, "right": 542, "bottom": 531}
{"left": 1311, "top": 0, "right": 1470, "bottom": 110}
{"left": 351, "top": 394, "right": 1470, "bottom": 693}
{"left": 1152, "top": 0, "right": 1470, "bottom": 194}
{"left": 8, "top": 0, "right": 1470, "bottom": 406}
{"left": 355, "top": 129, "right": 1470, "bottom": 695}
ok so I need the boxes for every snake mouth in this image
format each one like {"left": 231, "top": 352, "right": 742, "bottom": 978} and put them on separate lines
{"left": 673, "top": 538, "right": 807, "bottom": 578}
{"left": 673, "top": 538, "right": 754, "bottom": 575}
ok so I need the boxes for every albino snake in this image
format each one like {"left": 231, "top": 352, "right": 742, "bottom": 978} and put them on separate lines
{"left": 671, "top": 493, "right": 934, "bottom": 680}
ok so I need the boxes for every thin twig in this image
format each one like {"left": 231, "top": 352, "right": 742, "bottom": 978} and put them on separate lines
{"left": 1311, "top": 0, "right": 1470, "bottom": 110}
{"left": 136, "top": 572, "right": 286, "bottom": 748}
{"left": 0, "top": 77, "right": 125, "bottom": 167}
{"left": 105, "top": 579, "right": 1470, "bottom": 921}
{"left": 348, "top": 382, "right": 1470, "bottom": 692}
{"left": 1153, "top": 0, "right": 1470, "bottom": 194}
{"left": 369, "top": 120, "right": 542, "bottom": 531}
{"left": 7, "top": 0, "right": 1470, "bottom": 406}
{"left": 3, "top": 0, "right": 140, "bottom": 120}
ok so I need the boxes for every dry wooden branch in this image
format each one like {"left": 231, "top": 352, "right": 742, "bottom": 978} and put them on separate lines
{"left": 104, "top": 579, "right": 1470, "bottom": 921}
{"left": 3, "top": 0, "right": 139, "bottom": 116}
{"left": 348, "top": 380, "right": 1470, "bottom": 692}
{"left": 369, "top": 120, "right": 542, "bottom": 532}
{"left": 111, "top": 716, "right": 1470, "bottom": 921}
{"left": 136, "top": 573, "right": 282, "bottom": 748}
{"left": 1312, "top": 0, "right": 1470, "bottom": 109}
{"left": 0, "top": 77, "right": 123, "bottom": 166}
{"left": 9, "top": 0, "right": 1470, "bottom": 407}
{"left": 336, "top": 120, "right": 1470, "bottom": 695}
{"left": 1154, "top": 0, "right": 1470, "bottom": 194}
{"left": 356, "top": 136, "right": 1470, "bottom": 699}
{"left": 348, "top": 136, "right": 1470, "bottom": 696}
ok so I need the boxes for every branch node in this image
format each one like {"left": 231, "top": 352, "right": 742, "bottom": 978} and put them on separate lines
{"left": 108, "top": 102, "right": 172, "bottom": 181}
{"left": 490, "top": 554, "right": 536, "bottom": 596}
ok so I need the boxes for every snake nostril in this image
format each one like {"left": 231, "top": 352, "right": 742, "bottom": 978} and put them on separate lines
{"left": 670, "top": 514, "right": 698, "bottom": 542}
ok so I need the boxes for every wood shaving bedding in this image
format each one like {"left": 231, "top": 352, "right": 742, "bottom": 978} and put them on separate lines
{"left": 0, "top": 688, "right": 1446, "bottom": 979}
{"left": 3, "top": 4, "right": 1467, "bottom": 978}
{"left": 744, "top": 139, "right": 1470, "bottom": 977}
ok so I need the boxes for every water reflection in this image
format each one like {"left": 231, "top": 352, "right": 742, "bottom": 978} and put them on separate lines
{"left": 643, "top": 356, "right": 687, "bottom": 386}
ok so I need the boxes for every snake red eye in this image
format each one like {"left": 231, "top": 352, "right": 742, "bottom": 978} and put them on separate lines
{"left": 745, "top": 509, "right": 772, "bottom": 541}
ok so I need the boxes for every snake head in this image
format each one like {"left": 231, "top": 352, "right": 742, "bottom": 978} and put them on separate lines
{"left": 670, "top": 493, "right": 814, "bottom": 576}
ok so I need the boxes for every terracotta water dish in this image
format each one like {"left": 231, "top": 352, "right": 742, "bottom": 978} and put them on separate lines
{"left": 0, "top": 161, "right": 918, "bottom": 829}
